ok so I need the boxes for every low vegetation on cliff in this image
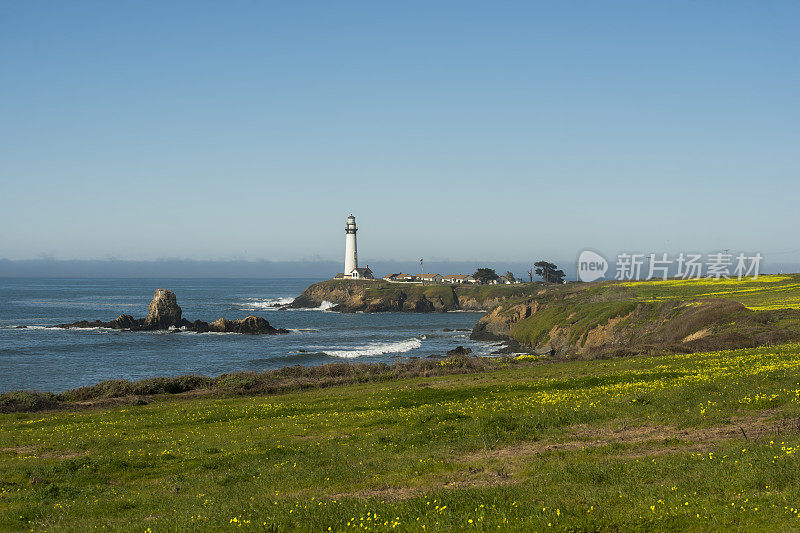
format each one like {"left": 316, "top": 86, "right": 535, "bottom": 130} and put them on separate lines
{"left": 472, "top": 274, "right": 800, "bottom": 357}
{"left": 0, "top": 355, "right": 504, "bottom": 414}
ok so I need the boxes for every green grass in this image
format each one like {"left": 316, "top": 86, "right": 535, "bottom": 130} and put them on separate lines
{"left": 3, "top": 344, "right": 800, "bottom": 531}
{"left": 622, "top": 274, "right": 800, "bottom": 310}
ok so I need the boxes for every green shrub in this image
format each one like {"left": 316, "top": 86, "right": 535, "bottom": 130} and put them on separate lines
{"left": 0, "top": 391, "right": 59, "bottom": 413}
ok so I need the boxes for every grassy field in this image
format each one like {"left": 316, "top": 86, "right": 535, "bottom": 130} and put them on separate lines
{"left": 623, "top": 274, "right": 800, "bottom": 311}
{"left": 3, "top": 343, "right": 800, "bottom": 531}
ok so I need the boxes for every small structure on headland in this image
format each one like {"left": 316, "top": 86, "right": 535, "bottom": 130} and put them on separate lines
{"left": 383, "top": 273, "right": 417, "bottom": 282}
{"left": 442, "top": 274, "right": 478, "bottom": 284}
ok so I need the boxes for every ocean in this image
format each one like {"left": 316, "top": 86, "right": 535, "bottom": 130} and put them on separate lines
{"left": 0, "top": 278, "right": 502, "bottom": 393}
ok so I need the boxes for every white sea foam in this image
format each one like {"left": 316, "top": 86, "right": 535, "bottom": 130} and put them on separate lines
{"left": 279, "top": 300, "right": 336, "bottom": 312}
{"left": 236, "top": 297, "right": 295, "bottom": 310}
{"left": 288, "top": 328, "right": 320, "bottom": 333}
{"left": 472, "top": 340, "right": 507, "bottom": 354}
{"left": 16, "top": 325, "right": 116, "bottom": 332}
{"left": 476, "top": 340, "right": 506, "bottom": 348}
{"left": 324, "top": 337, "right": 423, "bottom": 359}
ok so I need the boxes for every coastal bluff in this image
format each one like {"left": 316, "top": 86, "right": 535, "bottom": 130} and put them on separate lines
{"left": 470, "top": 274, "right": 800, "bottom": 358}
{"left": 57, "top": 289, "right": 289, "bottom": 334}
{"left": 289, "top": 279, "right": 535, "bottom": 313}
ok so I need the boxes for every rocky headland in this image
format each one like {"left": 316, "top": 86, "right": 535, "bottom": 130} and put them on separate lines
{"left": 289, "top": 279, "right": 533, "bottom": 313}
{"left": 57, "top": 289, "right": 289, "bottom": 335}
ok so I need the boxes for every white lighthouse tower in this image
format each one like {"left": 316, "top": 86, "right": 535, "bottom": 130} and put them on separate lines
{"left": 344, "top": 214, "right": 358, "bottom": 275}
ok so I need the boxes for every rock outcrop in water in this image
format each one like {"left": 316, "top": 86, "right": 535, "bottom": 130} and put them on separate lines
{"left": 56, "top": 289, "right": 289, "bottom": 335}
{"left": 207, "top": 316, "right": 283, "bottom": 334}
{"left": 143, "top": 289, "right": 182, "bottom": 329}
{"left": 446, "top": 346, "right": 472, "bottom": 356}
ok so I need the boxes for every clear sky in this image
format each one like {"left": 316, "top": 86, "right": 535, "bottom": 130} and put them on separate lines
{"left": 1, "top": 1, "right": 798, "bottom": 266}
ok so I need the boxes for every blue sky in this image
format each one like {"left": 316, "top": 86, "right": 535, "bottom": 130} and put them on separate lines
{"left": 1, "top": 1, "right": 799, "bottom": 267}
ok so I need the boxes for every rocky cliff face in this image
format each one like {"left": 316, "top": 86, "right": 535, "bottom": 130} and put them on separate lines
{"left": 453, "top": 295, "right": 507, "bottom": 312}
{"left": 57, "top": 290, "right": 288, "bottom": 335}
{"left": 289, "top": 280, "right": 524, "bottom": 313}
{"left": 471, "top": 300, "right": 540, "bottom": 341}
{"left": 289, "top": 281, "right": 371, "bottom": 310}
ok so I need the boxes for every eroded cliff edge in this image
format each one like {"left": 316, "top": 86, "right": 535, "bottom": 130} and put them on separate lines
{"left": 470, "top": 278, "right": 800, "bottom": 357}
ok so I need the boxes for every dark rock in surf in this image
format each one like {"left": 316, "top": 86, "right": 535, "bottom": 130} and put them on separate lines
{"left": 110, "top": 314, "right": 139, "bottom": 330}
{"left": 210, "top": 318, "right": 235, "bottom": 333}
{"left": 237, "top": 316, "right": 279, "bottom": 335}
{"left": 446, "top": 346, "right": 472, "bottom": 356}
{"left": 191, "top": 319, "right": 210, "bottom": 333}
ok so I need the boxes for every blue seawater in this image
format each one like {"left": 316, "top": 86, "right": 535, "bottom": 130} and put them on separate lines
{"left": 0, "top": 278, "right": 503, "bottom": 392}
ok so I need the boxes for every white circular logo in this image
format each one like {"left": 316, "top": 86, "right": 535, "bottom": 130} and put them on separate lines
{"left": 577, "top": 250, "right": 608, "bottom": 282}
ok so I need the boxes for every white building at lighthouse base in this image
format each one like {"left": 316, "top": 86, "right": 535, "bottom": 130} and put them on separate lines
{"left": 344, "top": 266, "right": 374, "bottom": 279}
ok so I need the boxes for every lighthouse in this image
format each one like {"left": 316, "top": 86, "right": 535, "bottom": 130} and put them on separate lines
{"left": 341, "top": 214, "right": 374, "bottom": 279}
{"left": 344, "top": 214, "right": 358, "bottom": 274}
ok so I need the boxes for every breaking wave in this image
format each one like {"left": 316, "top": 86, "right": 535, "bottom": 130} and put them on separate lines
{"left": 324, "top": 337, "right": 422, "bottom": 359}
{"left": 11, "top": 325, "right": 103, "bottom": 331}
{"left": 235, "top": 297, "right": 295, "bottom": 310}
{"left": 293, "top": 301, "right": 336, "bottom": 311}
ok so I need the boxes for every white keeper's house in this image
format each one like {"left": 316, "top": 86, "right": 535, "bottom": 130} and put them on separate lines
{"left": 442, "top": 274, "right": 477, "bottom": 284}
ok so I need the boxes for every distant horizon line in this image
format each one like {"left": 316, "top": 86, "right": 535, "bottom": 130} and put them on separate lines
{"left": 1, "top": 257, "right": 799, "bottom": 280}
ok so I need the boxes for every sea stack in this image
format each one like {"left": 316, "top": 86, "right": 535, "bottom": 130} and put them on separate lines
{"left": 143, "top": 289, "right": 182, "bottom": 330}
{"left": 55, "top": 289, "right": 289, "bottom": 335}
